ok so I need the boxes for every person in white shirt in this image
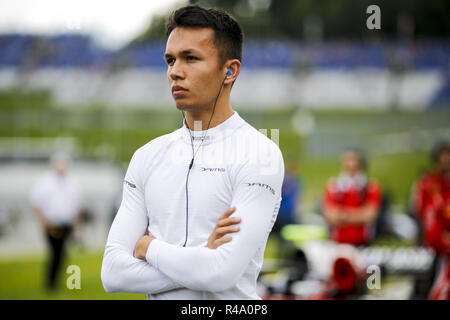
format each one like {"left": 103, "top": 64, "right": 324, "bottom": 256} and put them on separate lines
{"left": 30, "top": 152, "right": 82, "bottom": 290}
{"left": 101, "top": 5, "right": 285, "bottom": 299}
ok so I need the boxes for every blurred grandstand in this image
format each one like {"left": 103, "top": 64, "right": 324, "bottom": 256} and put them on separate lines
{"left": 1, "top": 34, "right": 448, "bottom": 70}
{"left": 0, "top": 34, "right": 449, "bottom": 108}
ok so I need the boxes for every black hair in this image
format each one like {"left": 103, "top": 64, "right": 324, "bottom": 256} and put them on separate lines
{"left": 165, "top": 5, "right": 243, "bottom": 66}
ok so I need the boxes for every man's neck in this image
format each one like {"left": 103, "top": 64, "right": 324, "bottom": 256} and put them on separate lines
{"left": 184, "top": 100, "right": 234, "bottom": 131}
{"left": 344, "top": 170, "right": 361, "bottom": 177}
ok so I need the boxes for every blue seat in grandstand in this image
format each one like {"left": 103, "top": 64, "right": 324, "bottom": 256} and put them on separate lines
{"left": 0, "top": 34, "right": 447, "bottom": 72}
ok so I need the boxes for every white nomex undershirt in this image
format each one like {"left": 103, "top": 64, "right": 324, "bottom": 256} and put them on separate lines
{"left": 101, "top": 111, "right": 284, "bottom": 299}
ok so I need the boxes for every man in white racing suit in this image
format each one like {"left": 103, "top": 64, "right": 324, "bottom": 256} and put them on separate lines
{"left": 101, "top": 4, "right": 284, "bottom": 300}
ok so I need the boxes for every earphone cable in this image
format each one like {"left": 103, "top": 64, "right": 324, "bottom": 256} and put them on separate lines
{"left": 181, "top": 74, "right": 227, "bottom": 247}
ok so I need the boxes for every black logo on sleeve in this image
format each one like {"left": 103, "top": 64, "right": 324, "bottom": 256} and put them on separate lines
{"left": 124, "top": 180, "right": 136, "bottom": 188}
{"left": 199, "top": 167, "right": 226, "bottom": 172}
{"left": 242, "top": 182, "right": 275, "bottom": 195}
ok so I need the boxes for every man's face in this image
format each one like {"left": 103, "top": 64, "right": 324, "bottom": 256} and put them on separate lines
{"left": 438, "top": 149, "right": 450, "bottom": 172}
{"left": 164, "top": 27, "right": 225, "bottom": 112}
{"left": 341, "top": 151, "right": 361, "bottom": 175}
{"left": 52, "top": 158, "right": 68, "bottom": 176}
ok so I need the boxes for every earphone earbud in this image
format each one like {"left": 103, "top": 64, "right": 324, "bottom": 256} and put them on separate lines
{"left": 226, "top": 68, "right": 232, "bottom": 77}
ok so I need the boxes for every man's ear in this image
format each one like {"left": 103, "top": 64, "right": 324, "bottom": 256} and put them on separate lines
{"left": 224, "top": 59, "right": 241, "bottom": 85}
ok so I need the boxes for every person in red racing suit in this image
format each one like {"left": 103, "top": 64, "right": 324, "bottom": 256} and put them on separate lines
{"left": 323, "top": 148, "right": 382, "bottom": 247}
{"left": 415, "top": 141, "right": 450, "bottom": 300}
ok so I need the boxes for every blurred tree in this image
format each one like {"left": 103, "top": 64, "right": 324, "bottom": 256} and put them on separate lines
{"left": 130, "top": 0, "right": 449, "bottom": 44}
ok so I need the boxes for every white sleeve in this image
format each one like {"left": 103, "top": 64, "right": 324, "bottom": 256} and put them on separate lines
{"left": 101, "top": 149, "right": 182, "bottom": 294}
{"left": 29, "top": 176, "right": 45, "bottom": 210}
{"left": 146, "top": 145, "right": 284, "bottom": 292}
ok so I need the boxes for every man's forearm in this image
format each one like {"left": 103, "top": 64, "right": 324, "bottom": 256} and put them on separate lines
{"left": 101, "top": 242, "right": 183, "bottom": 295}
{"left": 135, "top": 234, "right": 229, "bottom": 292}
{"left": 325, "top": 206, "right": 378, "bottom": 226}
{"left": 145, "top": 197, "right": 282, "bottom": 293}
{"left": 72, "top": 210, "right": 81, "bottom": 227}
{"left": 101, "top": 201, "right": 184, "bottom": 295}
{"left": 324, "top": 207, "right": 343, "bottom": 225}
{"left": 145, "top": 238, "right": 236, "bottom": 292}
{"left": 340, "top": 206, "right": 378, "bottom": 225}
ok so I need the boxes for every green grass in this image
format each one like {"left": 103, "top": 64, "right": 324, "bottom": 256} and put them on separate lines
{"left": 0, "top": 238, "right": 278, "bottom": 299}
{"left": 1, "top": 238, "right": 281, "bottom": 299}
{"left": 0, "top": 248, "right": 145, "bottom": 300}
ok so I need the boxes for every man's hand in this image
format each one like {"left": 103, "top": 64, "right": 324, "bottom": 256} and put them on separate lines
{"left": 32, "top": 207, "right": 50, "bottom": 231}
{"left": 71, "top": 211, "right": 83, "bottom": 242}
{"left": 443, "top": 230, "right": 450, "bottom": 247}
{"left": 134, "top": 206, "right": 241, "bottom": 260}
{"left": 324, "top": 207, "right": 344, "bottom": 226}
{"left": 134, "top": 234, "right": 155, "bottom": 260}
{"left": 207, "top": 206, "right": 241, "bottom": 249}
